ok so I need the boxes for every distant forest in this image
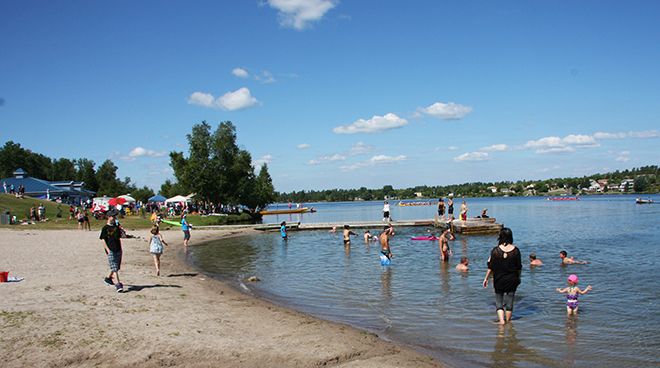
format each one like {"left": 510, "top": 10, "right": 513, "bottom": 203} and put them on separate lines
{"left": 275, "top": 165, "right": 659, "bottom": 202}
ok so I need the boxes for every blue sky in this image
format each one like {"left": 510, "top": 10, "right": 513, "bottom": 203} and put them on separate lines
{"left": 1, "top": 1, "right": 658, "bottom": 193}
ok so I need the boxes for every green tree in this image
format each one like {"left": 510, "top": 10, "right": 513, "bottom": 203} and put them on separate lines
{"left": 634, "top": 176, "right": 649, "bottom": 192}
{"left": 250, "top": 164, "right": 276, "bottom": 210}
{"left": 75, "top": 158, "right": 98, "bottom": 192}
{"left": 131, "top": 186, "right": 156, "bottom": 203}
{"left": 50, "top": 158, "right": 77, "bottom": 181}
{"left": 95, "top": 160, "right": 123, "bottom": 196}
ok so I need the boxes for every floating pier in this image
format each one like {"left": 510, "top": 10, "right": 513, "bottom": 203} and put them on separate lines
{"left": 254, "top": 219, "right": 444, "bottom": 232}
{"left": 450, "top": 218, "right": 503, "bottom": 235}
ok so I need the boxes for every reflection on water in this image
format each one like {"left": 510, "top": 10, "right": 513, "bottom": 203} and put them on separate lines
{"left": 191, "top": 195, "right": 660, "bottom": 368}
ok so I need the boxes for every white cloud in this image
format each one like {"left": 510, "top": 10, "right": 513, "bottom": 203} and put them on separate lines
{"left": 615, "top": 151, "right": 630, "bottom": 162}
{"left": 333, "top": 113, "right": 408, "bottom": 134}
{"left": 267, "top": 0, "right": 337, "bottom": 30}
{"left": 454, "top": 152, "right": 490, "bottom": 162}
{"left": 418, "top": 101, "right": 473, "bottom": 120}
{"left": 524, "top": 134, "right": 598, "bottom": 154}
{"left": 594, "top": 130, "right": 659, "bottom": 139}
{"left": 232, "top": 67, "right": 249, "bottom": 78}
{"left": 187, "top": 92, "right": 215, "bottom": 108}
{"left": 340, "top": 155, "right": 407, "bottom": 171}
{"left": 120, "top": 147, "right": 166, "bottom": 161}
{"left": 308, "top": 153, "right": 346, "bottom": 165}
{"left": 188, "top": 88, "right": 259, "bottom": 111}
{"left": 255, "top": 70, "right": 276, "bottom": 84}
{"left": 348, "top": 142, "right": 373, "bottom": 156}
{"left": 297, "top": 143, "right": 311, "bottom": 149}
{"left": 217, "top": 87, "right": 259, "bottom": 110}
{"left": 253, "top": 154, "right": 273, "bottom": 168}
{"left": 447, "top": 146, "right": 459, "bottom": 151}
{"left": 480, "top": 144, "right": 508, "bottom": 152}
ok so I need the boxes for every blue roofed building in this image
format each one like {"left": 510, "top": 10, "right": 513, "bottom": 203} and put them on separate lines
{"left": 1, "top": 168, "right": 95, "bottom": 204}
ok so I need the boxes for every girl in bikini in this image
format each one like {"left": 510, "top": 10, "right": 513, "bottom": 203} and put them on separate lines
{"left": 556, "top": 274, "right": 592, "bottom": 315}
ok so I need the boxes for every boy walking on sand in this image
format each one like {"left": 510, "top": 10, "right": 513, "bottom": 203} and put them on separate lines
{"left": 100, "top": 213, "right": 124, "bottom": 292}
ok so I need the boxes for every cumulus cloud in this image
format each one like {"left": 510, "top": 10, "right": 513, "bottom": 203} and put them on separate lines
{"left": 232, "top": 67, "right": 249, "bottom": 78}
{"left": 267, "top": 0, "right": 337, "bottom": 30}
{"left": 340, "top": 155, "right": 407, "bottom": 171}
{"left": 417, "top": 101, "right": 473, "bottom": 120}
{"left": 524, "top": 134, "right": 599, "bottom": 154}
{"left": 121, "top": 147, "right": 166, "bottom": 161}
{"left": 188, "top": 87, "right": 259, "bottom": 111}
{"left": 297, "top": 143, "right": 311, "bottom": 149}
{"left": 615, "top": 151, "right": 630, "bottom": 162}
{"left": 453, "top": 152, "right": 490, "bottom": 162}
{"left": 255, "top": 70, "right": 276, "bottom": 84}
{"left": 333, "top": 113, "right": 408, "bottom": 134}
{"left": 253, "top": 154, "right": 273, "bottom": 168}
{"left": 480, "top": 144, "right": 508, "bottom": 152}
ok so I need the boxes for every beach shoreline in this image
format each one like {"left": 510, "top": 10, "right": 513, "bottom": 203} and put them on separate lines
{"left": 0, "top": 228, "right": 442, "bottom": 367}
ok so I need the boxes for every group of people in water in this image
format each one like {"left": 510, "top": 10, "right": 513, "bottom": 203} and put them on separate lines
{"left": 311, "top": 221, "right": 594, "bottom": 325}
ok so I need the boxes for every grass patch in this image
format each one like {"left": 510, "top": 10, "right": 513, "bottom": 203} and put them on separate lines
{"left": 0, "top": 193, "right": 257, "bottom": 230}
{"left": 41, "top": 330, "right": 66, "bottom": 348}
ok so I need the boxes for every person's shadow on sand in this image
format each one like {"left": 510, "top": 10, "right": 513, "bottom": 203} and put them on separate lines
{"left": 166, "top": 273, "right": 198, "bottom": 278}
{"left": 123, "top": 284, "right": 182, "bottom": 293}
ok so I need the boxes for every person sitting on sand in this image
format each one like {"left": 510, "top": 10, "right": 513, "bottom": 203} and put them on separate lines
{"left": 559, "top": 250, "right": 588, "bottom": 265}
{"left": 456, "top": 257, "right": 469, "bottom": 272}
{"left": 343, "top": 225, "right": 357, "bottom": 245}
{"left": 556, "top": 274, "right": 592, "bottom": 315}
{"left": 529, "top": 253, "right": 543, "bottom": 266}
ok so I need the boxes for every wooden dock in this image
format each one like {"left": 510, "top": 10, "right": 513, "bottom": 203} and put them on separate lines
{"left": 254, "top": 219, "right": 445, "bottom": 232}
{"left": 451, "top": 218, "right": 503, "bottom": 235}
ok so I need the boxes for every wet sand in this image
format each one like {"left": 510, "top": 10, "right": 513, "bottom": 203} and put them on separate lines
{"left": 0, "top": 228, "right": 442, "bottom": 367}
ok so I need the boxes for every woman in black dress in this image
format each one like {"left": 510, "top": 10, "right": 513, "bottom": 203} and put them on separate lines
{"left": 483, "top": 227, "right": 522, "bottom": 325}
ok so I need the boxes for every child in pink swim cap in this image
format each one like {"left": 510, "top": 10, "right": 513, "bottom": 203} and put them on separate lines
{"left": 556, "top": 274, "right": 593, "bottom": 315}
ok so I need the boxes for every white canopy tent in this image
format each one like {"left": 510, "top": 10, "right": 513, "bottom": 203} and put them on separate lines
{"left": 165, "top": 195, "right": 191, "bottom": 204}
{"left": 118, "top": 194, "right": 136, "bottom": 203}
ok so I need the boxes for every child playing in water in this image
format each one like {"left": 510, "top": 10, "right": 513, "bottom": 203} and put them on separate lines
{"left": 556, "top": 274, "right": 592, "bottom": 315}
{"left": 559, "top": 250, "right": 588, "bottom": 265}
{"left": 456, "top": 257, "right": 469, "bottom": 272}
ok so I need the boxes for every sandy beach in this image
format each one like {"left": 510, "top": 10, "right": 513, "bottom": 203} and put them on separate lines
{"left": 0, "top": 228, "right": 442, "bottom": 368}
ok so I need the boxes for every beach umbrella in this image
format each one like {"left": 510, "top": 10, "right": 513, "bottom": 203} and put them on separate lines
{"left": 108, "top": 197, "right": 127, "bottom": 206}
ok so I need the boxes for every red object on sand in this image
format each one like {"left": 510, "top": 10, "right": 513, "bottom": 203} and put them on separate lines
{"left": 0, "top": 271, "right": 8, "bottom": 283}
{"left": 108, "top": 197, "right": 127, "bottom": 206}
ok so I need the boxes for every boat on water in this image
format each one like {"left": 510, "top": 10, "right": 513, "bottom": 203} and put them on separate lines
{"left": 636, "top": 198, "right": 654, "bottom": 204}
{"left": 547, "top": 196, "right": 580, "bottom": 201}
{"left": 398, "top": 201, "right": 436, "bottom": 207}
{"left": 259, "top": 207, "right": 316, "bottom": 215}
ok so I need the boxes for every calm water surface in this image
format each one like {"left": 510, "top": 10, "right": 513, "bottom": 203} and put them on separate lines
{"left": 190, "top": 195, "right": 659, "bottom": 367}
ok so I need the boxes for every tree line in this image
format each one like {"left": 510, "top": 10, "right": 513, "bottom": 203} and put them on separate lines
{"left": 276, "top": 166, "right": 659, "bottom": 202}
{"left": 0, "top": 141, "right": 155, "bottom": 202}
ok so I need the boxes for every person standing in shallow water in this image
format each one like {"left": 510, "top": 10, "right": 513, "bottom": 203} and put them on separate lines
{"left": 483, "top": 227, "right": 522, "bottom": 325}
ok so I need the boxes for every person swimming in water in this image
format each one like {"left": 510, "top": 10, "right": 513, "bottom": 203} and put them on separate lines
{"left": 556, "top": 274, "right": 592, "bottom": 315}
{"left": 438, "top": 227, "right": 455, "bottom": 262}
{"left": 343, "top": 224, "right": 356, "bottom": 245}
{"left": 559, "top": 250, "right": 588, "bottom": 265}
{"left": 456, "top": 257, "right": 469, "bottom": 272}
{"left": 529, "top": 253, "right": 543, "bottom": 266}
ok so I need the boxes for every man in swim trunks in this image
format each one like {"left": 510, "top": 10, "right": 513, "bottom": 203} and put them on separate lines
{"left": 343, "top": 224, "right": 356, "bottom": 245}
{"left": 447, "top": 198, "right": 454, "bottom": 220}
{"left": 559, "top": 250, "right": 588, "bottom": 265}
{"left": 438, "top": 227, "right": 454, "bottom": 262}
{"left": 383, "top": 201, "right": 391, "bottom": 222}
{"left": 379, "top": 225, "right": 394, "bottom": 260}
{"left": 437, "top": 198, "right": 445, "bottom": 220}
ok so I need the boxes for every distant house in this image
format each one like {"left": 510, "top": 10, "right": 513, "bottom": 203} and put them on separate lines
{"left": 1, "top": 168, "right": 95, "bottom": 204}
{"left": 619, "top": 178, "right": 635, "bottom": 192}
{"left": 587, "top": 180, "right": 601, "bottom": 192}
{"left": 414, "top": 192, "right": 423, "bottom": 198}
{"left": 487, "top": 186, "right": 498, "bottom": 193}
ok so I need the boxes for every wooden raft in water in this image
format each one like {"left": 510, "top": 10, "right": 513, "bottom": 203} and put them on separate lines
{"left": 451, "top": 218, "right": 503, "bottom": 235}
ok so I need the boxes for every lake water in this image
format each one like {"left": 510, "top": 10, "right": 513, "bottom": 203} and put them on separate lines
{"left": 189, "top": 195, "right": 660, "bottom": 367}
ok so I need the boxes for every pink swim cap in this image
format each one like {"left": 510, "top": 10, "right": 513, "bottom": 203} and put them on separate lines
{"left": 568, "top": 274, "right": 579, "bottom": 284}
